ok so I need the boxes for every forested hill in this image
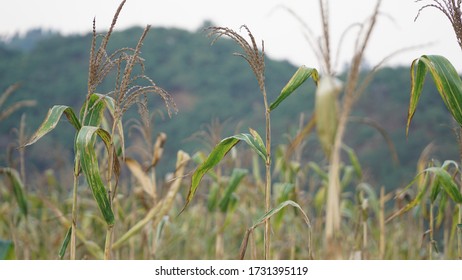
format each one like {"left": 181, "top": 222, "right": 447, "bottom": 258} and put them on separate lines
{"left": 0, "top": 26, "right": 457, "bottom": 190}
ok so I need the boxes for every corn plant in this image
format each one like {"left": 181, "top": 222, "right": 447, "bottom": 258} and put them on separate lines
{"left": 387, "top": 160, "right": 462, "bottom": 258}
{"left": 279, "top": 0, "right": 386, "bottom": 258}
{"left": 0, "top": 168, "right": 28, "bottom": 219}
{"left": 405, "top": 0, "right": 462, "bottom": 259}
{"left": 180, "top": 25, "right": 317, "bottom": 259}
{"left": 0, "top": 83, "right": 35, "bottom": 259}
{"left": 22, "top": 0, "right": 175, "bottom": 259}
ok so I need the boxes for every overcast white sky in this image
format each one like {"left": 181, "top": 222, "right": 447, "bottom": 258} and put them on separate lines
{"left": 1, "top": 0, "right": 461, "bottom": 72}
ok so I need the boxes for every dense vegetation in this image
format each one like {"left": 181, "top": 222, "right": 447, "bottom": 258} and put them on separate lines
{"left": 0, "top": 26, "right": 456, "bottom": 191}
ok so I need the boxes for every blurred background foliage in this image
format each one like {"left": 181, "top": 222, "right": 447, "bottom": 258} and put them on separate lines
{"left": 0, "top": 25, "right": 455, "bottom": 192}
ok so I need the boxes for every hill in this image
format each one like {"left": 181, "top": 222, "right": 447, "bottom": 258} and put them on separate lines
{"left": 0, "top": 25, "right": 457, "bottom": 191}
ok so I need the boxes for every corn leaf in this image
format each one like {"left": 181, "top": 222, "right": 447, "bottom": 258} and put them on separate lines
{"left": 182, "top": 136, "right": 240, "bottom": 211}
{"left": 80, "top": 94, "right": 106, "bottom": 126}
{"left": 207, "top": 183, "right": 220, "bottom": 212}
{"left": 256, "top": 200, "right": 311, "bottom": 227}
{"left": 386, "top": 174, "right": 426, "bottom": 222}
{"left": 44, "top": 198, "right": 104, "bottom": 259}
{"left": 274, "top": 183, "right": 295, "bottom": 227}
{"left": 218, "top": 168, "right": 248, "bottom": 212}
{"left": 0, "top": 239, "right": 15, "bottom": 260}
{"left": 407, "top": 55, "right": 462, "bottom": 136}
{"left": 429, "top": 174, "right": 441, "bottom": 204}
{"left": 308, "top": 161, "right": 328, "bottom": 182}
{"left": 436, "top": 192, "right": 448, "bottom": 228}
{"left": 58, "top": 227, "right": 72, "bottom": 260}
{"left": 76, "top": 126, "right": 115, "bottom": 225}
{"left": 239, "top": 200, "right": 311, "bottom": 259}
{"left": 83, "top": 93, "right": 125, "bottom": 158}
{"left": 387, "top": 166, "right": 462, "bottom": 223}
{"left": 24, "top": 105, "right": 81, "bottom": 147}
{"left": 342, "top": 145, "right": 362, "bottom": 179}
{"left": 182, "top": 130, "right": 267, "bottom": 212}
{"left": 234, "top": 130, "right": 267, "bottom": 162}
{"left": 0, "top": 167, "right": 28, "bottom": 217}
{"left": 270, "top": 65, "right": 318, "bottom": 111}
{"left": 341, "top": 166, "right": 354, "bottom": 187}
{"left": 425, "top": 167, "right": 462, "bottom": 204}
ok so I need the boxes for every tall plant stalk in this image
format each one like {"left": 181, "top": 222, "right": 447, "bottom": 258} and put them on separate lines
{"left": 208, "top": 26, "right": 272, "bottom": 259}
{"left": 70, "top": 158, "right": 79, "bottom": 260}
{"left": 459, "top": 204, "right": 462, "bottom": 259}
{"left": 279, "top": 0, "right": 383, "bottom": 257}
{"left": 180, "top": 22, "right": 317, "bottom": 262}
{"left": 23, "top": 0, "right": 175, "bottom": 259}
{"left": 262, "top": 84, "right": 272, "bottom": 259}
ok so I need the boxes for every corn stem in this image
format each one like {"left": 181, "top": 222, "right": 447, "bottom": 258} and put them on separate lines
{"left": 458, "top": 204, "right": 462, "bottom": 259}
{"left": 429, "top": 202, "right": 434, "bottom": 259}
{"left": 70, "top": 157, "right": 80, "bottom": 260}
{"left": 104, "top": 225, "right": 114, "bottom": 260}
{"left": 262, "top": 86, "right": 272, "bottom": 260}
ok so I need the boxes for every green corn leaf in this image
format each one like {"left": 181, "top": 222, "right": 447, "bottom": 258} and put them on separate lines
{"left": 207, "top": 183, "right": 220, "bottom": 212}
{"left": 407, "top": 55, "right": 462, "bottom": 136}
{"left": 192, "top": 152, "right": 218, "bottom": 182}
{"left": 218, "top": 168, "right": 248, "bottom": 212}
{"left": 58, "top": 227, "right": 72, "bottom": 260}
{"left": 342, "top": 145, "right": 362, "bottom": 179}
{"left": 277, "top": 183, "right": 295, "bottom": 203}
{"left": 308, "top": 161, "right": 328, "bottom": 182}
{"left": 314, "top": 186, "right": 326, "bottom": 213}
{"left": 23, "top": 105, "right": 81, "bottom": 147}
{"left": 386, "top": 174, "right": 427, "bottom": 222}
{"left": 234, "top": 130, "right": 267, "bottom": 162}
{"left": 0, "top": 240, "right": 15, "bottom": 260}
{"left": 81, "top": 93, "right": 126, "bottom": 158}
{"left": 76, "top": 126, "right": 115, "bottom": 225}
{"left": 429, "top": 174, "right": 441, "bottom": 203}
{"left": 99, "top": 94, "right": 125, "bottom": 159}
{"left": 0, "top": 167, "right": 28, "bottom": 217}
{"left": 274, "top": 183, "right": 295, "bottom": 227}
{"left": 388, "top": 166, "right": 462, "bottom": 223}
{"left": 182, "top": 130, "right": 267, "bottom": 212}
{"left": 442, "top": 160, "right": 459, "bottom": 170}
{"left": 182, "top": 136, "right": 240, "bottom": 212}
{"left": 80, "top": 94, "right": 106, "bottom": 126}
{"left": 341, "top": 166, "right": 354, "bottom": 188}
{"left": 436, "top": 192, "right": 448, "bottom": 228}
{"left": 256, "top": 200, "right": 311, "bottom": 227}
{"left": 425, "top": 167, "right": 462, "bottom": 204}
{"left": 270, "top": 65, "right": 318, "bottom": 111}
{"left": 239, "top": 200, "right": 312, "bottom": 259}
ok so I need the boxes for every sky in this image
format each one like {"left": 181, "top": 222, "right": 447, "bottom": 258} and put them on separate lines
{"left": 1, "top": 0, "right": 461, "bottom": 72}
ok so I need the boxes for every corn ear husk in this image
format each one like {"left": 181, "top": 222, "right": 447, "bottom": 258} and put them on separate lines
{"left": 315, "top": 76, "right": 342, "bottom": 158}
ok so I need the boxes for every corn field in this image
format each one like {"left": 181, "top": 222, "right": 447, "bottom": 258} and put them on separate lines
{"left": 1, "top": 0, "right": 462, "bottom": 260}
